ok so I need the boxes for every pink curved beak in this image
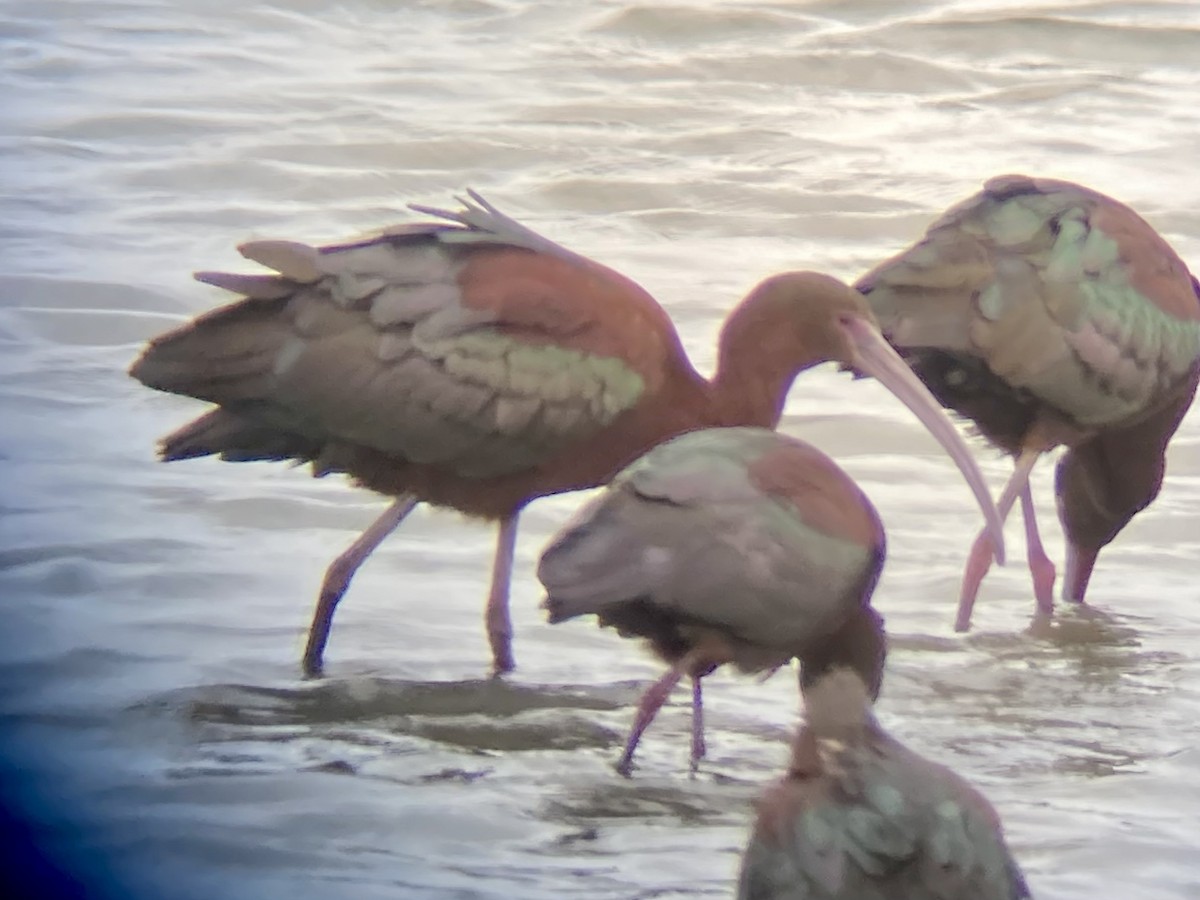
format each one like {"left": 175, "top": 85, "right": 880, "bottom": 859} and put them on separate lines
{"left": 842, "top": 315, "right": 1007, "bottom": 567}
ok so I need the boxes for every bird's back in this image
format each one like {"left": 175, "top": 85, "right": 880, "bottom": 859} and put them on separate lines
{"left": 538, "top": 427, "right": 884, "bottom": 670}
{"left": 737, "top": 670, "right": 1031, "bottom": 900}
{"left": 857, "top": 174, "right": 1200, "bottom": 449}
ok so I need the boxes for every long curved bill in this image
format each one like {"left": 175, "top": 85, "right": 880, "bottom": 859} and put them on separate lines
{"left": 842, "top": 315, "right": 1006, "bottom": 567}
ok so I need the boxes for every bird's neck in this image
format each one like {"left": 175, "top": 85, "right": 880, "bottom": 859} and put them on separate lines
{"left": 710, "top": 345, "right": 814, "bottom": 428}
{"left": 1057, "top": 366, "right": 1199, "bottom": 599}
{"left": 1059, "top": 365, "right": 1199, "bottom": 548}
{"left": 799, "top": 605, "right": 887, "bottom": 702}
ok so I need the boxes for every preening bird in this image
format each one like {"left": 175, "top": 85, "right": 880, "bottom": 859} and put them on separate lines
{"left": 858, "top": 174, "right": 1200, "bottom": 629}
{"left": 130, "top": 193, "right": 1003, "bottom": 677}
{"left": 736, "top": 667, "right": 1032, "bottom": 900}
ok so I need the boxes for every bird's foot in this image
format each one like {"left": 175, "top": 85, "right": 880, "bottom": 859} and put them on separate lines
{"left": 955, "top": 531, "right": 995, "bottom": 631}
{"left": 485, "top": 611, "right": 515, "bottom": 677}
{"left": 485, "top": 595, "right": 514, "bottom": 678}
{"left": 301, "top": 658, "right": 326, "bottom": 680}
{"left": 487, "top": 638, "right": 515, "bottom": 677}
{"left": 690, "top": 730, "right": 706, "bottom": 776}
{"left": 690, "top": 676, "right": 706, "bottom": 774}
{"left": 1028, "top": 555, "right": 1056, "bottom": 616}
{"left": 301, "top": 585, "right": 344, "bottom": 680}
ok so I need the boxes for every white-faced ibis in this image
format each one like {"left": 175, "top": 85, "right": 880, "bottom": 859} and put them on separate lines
{"left": 858, "top": 174, "right": 1200, "bottom": 630}
{"left": 737, "top": 667, "right": 1031, "bottom": 900}
{"left": 539, "top": 426, "right": 896, "bottom": 775}
{"left": 129, "top": 193, "right": 1004, "bottom": 678}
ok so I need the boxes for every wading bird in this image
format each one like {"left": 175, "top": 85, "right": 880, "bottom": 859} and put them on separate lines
{"left": 539, "top": 426, "right": 893, "bottom": 775}
{"left": 737, "top": 667, "right": 1031, "bottom": 900}
{"left": 130, "top": 194, "right": 1003, "bottom": 677}
{"left": 858, "top": 174, "right": 1200, "bottom": 630}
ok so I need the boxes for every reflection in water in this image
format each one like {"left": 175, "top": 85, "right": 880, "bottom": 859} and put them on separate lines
{"left": 140, "top": 678, "right": 631, "bottom": 762}
{"left": 165, "top": 678, "right": 630, "bottom": 727}
{"left": 881, "top": 606, "right": 1189, "bottom": 788}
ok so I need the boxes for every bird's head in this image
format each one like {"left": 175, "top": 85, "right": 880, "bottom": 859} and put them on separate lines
{"left": 722, "top": 271, "right": 882, "bottom": 373}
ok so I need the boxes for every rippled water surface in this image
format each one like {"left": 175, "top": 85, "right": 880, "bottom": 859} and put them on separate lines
{"left": 3, "top": 1, "right": 1200, "bottom": 897}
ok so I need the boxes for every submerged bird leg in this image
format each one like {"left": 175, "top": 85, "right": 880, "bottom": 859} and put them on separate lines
{"left": 754, "top": 663, "right": 787, "bottom": 684}
{"left": 486, "top": 514, "right": 520, "bottom": 676}
{"left": 1019, "top": 483, "right": 1056, "bottom": 615}
{"left": 690, "top": 676, "right": 705, "bottom": 774}
{"left": 302, "top": 496, "right": 419, "bottom": 678}
{"left": 955, "top": 447, "right": 1041, "bottom": 632}
{"left": 1063, "top": 543, "right": 1099, "bottom": 604}
{"left": 617, "top": 647, "right": 717, "bottom": 776}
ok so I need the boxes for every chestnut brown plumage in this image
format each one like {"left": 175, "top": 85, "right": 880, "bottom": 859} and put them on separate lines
{"left": 129, "top": 193, "right": 1004, "bottom": 677}
{"left": 859, "top": 174, "right": 1200, "bottom": 629}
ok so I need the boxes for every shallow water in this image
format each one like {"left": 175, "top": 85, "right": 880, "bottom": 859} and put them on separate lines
{"left": 2, "top": 0, "right": 1200, "bottom": 897}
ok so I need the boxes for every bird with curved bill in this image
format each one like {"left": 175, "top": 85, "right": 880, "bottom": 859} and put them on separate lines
{"left": 130, "top": 194, "right": 1004, "bottom": 678}
{"left": 859, "top": 174, "right": 1200, "bottom": 631}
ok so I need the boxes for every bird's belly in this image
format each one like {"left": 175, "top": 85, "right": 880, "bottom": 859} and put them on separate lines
{"left": 596, "top": 600, "right": 786, "bottom": 676}
{"left": 904, "top": 348, "right": 1159, "bottom": 453}
{"left": 322, "top": 399, "right": 725, "bottom": 519}
{"left": 906, "top": 349, "right": 1043, "bottom": 454}
{"left": 340, "top": 433, "right": 658, "bottom": 520}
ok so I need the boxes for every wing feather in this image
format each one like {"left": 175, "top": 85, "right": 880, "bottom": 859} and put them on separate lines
{"left": 537, "top": 429, "right": 875, "bottom": 660}
{"left": 860, "top": 174, "right": 1200, "bottom": 430}
{"left": 130, "top": 196, "right": 661, "bottom": 479}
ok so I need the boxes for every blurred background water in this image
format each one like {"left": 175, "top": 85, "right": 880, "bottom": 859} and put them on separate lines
{"left": 2, "top": 0, "right": 1199, "bottom": 897}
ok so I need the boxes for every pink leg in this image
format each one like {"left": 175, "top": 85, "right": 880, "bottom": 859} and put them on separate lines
{"left": 486, "top": 515, "right": 519, "bottom": 675}
{"left": 690, "top": 676, "right": 706, "bottom": 774}
{"left": 1063, "top": 543, "right": 1098, "bottom": 603}
{"left": 303, "top": 497, "right": 418, "bottom": 678}
{"left": 616, "top": 666, "right": 687, "bottom": 777}
{"left": 955, "top": 448, "right": 1040, "bottom": 632}
{"left": 1019, "top": 483, "right": 1055, "bottom": 614}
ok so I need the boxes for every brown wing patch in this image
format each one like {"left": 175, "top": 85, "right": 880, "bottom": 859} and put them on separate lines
{"left": 1087, "top": 197, "right": 1200, "bottom": 323}
{"left": 747, "top": 442, "right": 882, "bottom": 550}
{"left": 455, "top": 249, "right": 687, "bottom": 394}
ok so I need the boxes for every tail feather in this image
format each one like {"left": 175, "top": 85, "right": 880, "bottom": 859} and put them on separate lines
{"left": 537, "top": 492, "right": 662, "bottom": 622}
{"left": 128, "top": 295, "right": 291, "bottom": 405}
{"left": 159, "top": 408, "right": 319, "bottom": 464}
{"left": 194, "top": 270, "right": 296, "bottom": 300}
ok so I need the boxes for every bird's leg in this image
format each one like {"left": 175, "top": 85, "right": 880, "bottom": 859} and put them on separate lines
{"left": 302, "top": 496, "right": 419, "bottom": 678}
{"left": 1019, "top": 483, "right": 1056, "bottom": 615}
{"left": 486, "top": 514, "right": 519, "bottom": 676}
{"left": 1062, "top": 543, "right": 1098, "bottom": 603}
{"left": 955, "top": 448, "right": 1040, "bottom": 632}
{"left": 690, "top": 676, "right": 706, "bottom": 774}
{"left": 754, "top": 663, "right": 787, "bottom": 684}
{"left": 616, "top": 664, "right": 688, "bottom": 777}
